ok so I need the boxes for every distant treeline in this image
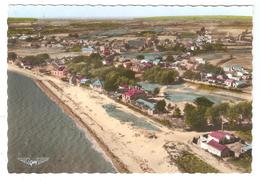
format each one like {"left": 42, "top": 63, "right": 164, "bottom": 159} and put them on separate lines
{"left": 8, "top": 17, "right": 37, "bottom": 23}
{"left": 70, "top": 22, "right": 122, "bottom": 30}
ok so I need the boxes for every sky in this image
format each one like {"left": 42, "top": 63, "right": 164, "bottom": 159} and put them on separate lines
{"left": 8, "top": 5, "right": 253, "bottom": 19}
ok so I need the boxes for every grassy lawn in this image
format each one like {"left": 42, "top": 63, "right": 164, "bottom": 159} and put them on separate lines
{"left": 175, "top": 151, "right": 219, "bottom": 173}
{"left": 179, "top": 32, "right": 196, "bottom": 38}
{"left": 228, "top": 155, "right": 252, "bottom": 173}
{"left": 236, "top": 130, "right": 252, "bottom": 142}
{"left": 8, "top": 27, "right": 34, "bottom": 36}
{"left": 66, "top": 45, "right": 82, "bottom": 52}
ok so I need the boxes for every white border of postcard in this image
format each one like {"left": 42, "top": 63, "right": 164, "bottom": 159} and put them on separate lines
{"left": 0, "top": 0, "right": 259, "bottom": 181}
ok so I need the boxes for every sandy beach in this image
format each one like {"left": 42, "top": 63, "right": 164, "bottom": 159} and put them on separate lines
{"left": 7, "top": 64, "right": 243, "bottom": 173}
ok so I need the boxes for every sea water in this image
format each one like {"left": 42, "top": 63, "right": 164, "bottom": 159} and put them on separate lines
{"left": 7, "top": 71, "right": 115, "bottom": 173}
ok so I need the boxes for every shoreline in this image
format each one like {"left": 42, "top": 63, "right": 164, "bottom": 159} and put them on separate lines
{"left": 7, "top": 64, "right": 243, "bottom": 173}
{"left": 8, "top": 68, "right": 130, "bottom": 173}
{"left": 34, "top": 80, "right": 130, "bottom": 173}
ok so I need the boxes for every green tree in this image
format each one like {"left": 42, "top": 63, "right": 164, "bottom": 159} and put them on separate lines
{"left": 136, "top": 54, "right": 145, "bottom": 60}
{"left": 153, "top": 87, "right": 160, "bottom": 95}
{"left": 184, "top": 103, "right": 196, "bottom": 126}
{"left": 227, "top": 101, "right": 252, "bottom": 127}
{"left": 227, "top": 104, "right": 241, "bottom": 128}
{"left": 90, "top": 66, "right": 115, "bottom": 80}
{"left": 197, "top": 63, "right": 224, "bottom": 75}
{"left": 173, "top": 107, "right": 181, "bottom": 117}
{"left": 117, "top": 66, "right": 135, "bottom": 79}
{"left": 90, "top": 59, "right": 103, "bottom": 69}
{"left": 23, "top": 54, "right": 48, "bottom": 66}
{"left": 89, "top": 53, "right": 102, "bottom": 61}
{"left": 8, "top": 52, "right": 17, "bottom": 61}
{"left": 155, "top": 100, "right": 166, "bottom": 112}
{"left": 206, "top": 103, "right": 229, "bottom": 129}
{"left": 165, "top": 55, "right": 174, "bottom": 62}
{"left": 103, "top": 67, "right": 136, "bottom": 91}
{"left": 236, "top": 101, "right": 252, "bottom": 120}
{"left": 184, "top": 103, "right": 207, "bottom": 131}
{"left": 104, "top": 72, "right": 120, "bottom": 91}
{"left": 144, "top": 66, "right": 179, "bottom": 85}
{"left": 183, "top": 70, "right": 201, "bottom": 80}
{"left": 36, "top": 53, "right": 50, "bottom": 61}
{"left": 194, "top": 96, "right": 214, "bottom": 108}
{"left": 71, "top": 56, "right": 89, "bottom": 63}
{"left": 80, "top": 67, "right": 92, "bottom": 77}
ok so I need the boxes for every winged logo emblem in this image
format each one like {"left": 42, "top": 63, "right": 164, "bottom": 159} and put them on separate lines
{"left": 17, "top": 157, "right": 49, "bottom": 167}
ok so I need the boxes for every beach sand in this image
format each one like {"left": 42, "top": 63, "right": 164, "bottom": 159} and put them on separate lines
{"left": 7, "top": 64, "right": 243, "bottom": 173}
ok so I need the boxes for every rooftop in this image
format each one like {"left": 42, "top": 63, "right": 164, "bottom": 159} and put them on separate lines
{"left": 209, "top": 131, "right": 232, "bottom": 140}
{"left": 123, "top": 87, "right": 144, "bottom": 97}
{"left": 207, "top": 139, "right": 228, "bottom": 152}
{"left": 136, "top": 99, "right": 156, "bottom": 110}
{"left": 82, "top": 47, "right": 94, "bottom": 52}
{"left": 92, "top": 79, "right": 103, "bottom": 87}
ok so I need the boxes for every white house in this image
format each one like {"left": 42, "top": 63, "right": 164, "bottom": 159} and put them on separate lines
{"left": 194, "top": 57, "right": 205, "bottom": 64}
{"left": 208, "top": 131, "right": 235, "bottom": 144}
{"left": 198, "top": 135, "right": 209, "bottom": 150}
{"left": 207, "top": 140, "right": 231, "bottom": 157}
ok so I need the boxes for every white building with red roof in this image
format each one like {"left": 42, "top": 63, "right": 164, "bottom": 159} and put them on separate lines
{"left": 207, "top": 139, "right": 231, "bottom": 157}
{"left": 208, "top": 131, "right": 235, "bottom": 144}
{"left": 198, "top": 131, "right": 237, "bottom": 157}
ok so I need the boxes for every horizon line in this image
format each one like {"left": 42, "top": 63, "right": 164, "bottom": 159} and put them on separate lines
{"left": 7, "top": 15, "right": 253, "bottom": 20}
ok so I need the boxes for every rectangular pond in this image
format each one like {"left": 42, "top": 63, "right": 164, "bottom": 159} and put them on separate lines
{"left": 102, "top": 104, "right": 160, "bottom": 132}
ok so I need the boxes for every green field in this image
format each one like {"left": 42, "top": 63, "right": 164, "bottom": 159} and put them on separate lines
{"left": 8, "top": 17, "right": 37, "bottom": 23}
{"left": 236, "top": 130, "right": 252, "bottom": 142}
{"left": 175, "top": 151, "right": 219, "bottom": 173}
{"left": 137, "top": 15, "right": 252, "bottom": 21}
{"left": 229, "top": 155, "right": 252, "bottom": 173}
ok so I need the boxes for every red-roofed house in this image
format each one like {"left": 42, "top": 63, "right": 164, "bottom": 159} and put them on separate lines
{"left": 51, "top": 66, "right": 67, "bottom": 78}
{"left": 207, "top": 140, "right": 231, "bottom": 157}
{"left": 208, "top": 131, "right": 235, "bottom": 144}
{"left": 122, "top": 87, "right": 145, "bottom": 103}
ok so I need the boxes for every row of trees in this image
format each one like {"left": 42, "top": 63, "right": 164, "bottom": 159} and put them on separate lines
{"left": 182, "top": 63, "right": 224, "bottom": 80}
{"left": 144, "top": 66, "right": 179, "bottom": 85}
{"left": 67, "top": 54, "right": 137, "bottom": 91}
{"left": 103, "top": 67, "right": 136, "bottom": 91}
{"left": 67, "top": 53, "right": 103, "bottom": 76}
{"left": 8, "top": 52, "right": 17, "bottom": 61}
{"left": 196, "top": 63, "right": 224, "bottom": 75}
{"left": 207, "top": 101, "right": 252, "bottom": 130}
{"left": 23, "top": 53, "right": 50, "bottom": 66}
{"left": 184, "top": 96, "right": 252, "bottom": 131}
{"left": 184, "top": 97, "right": 214, "bottom": 131}
{"left": 8, "top": 52, "right": 51, "bottom": 67}
{"left": 182, "top": 70, "right": 201, "bottom": 80}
